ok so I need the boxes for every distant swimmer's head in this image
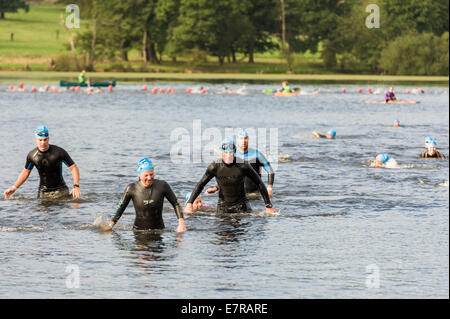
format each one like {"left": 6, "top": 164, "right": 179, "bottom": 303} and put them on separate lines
{"left": 425, "top": 136, "right": 434, "bottom": 148}
{"left": 137, "top": 158, "right": 154, "bottom": 186}
{"left": 375, "top": 153, "right": 390, "bottom": 166}
{"left": 34, "top": 125, "right": 50, "bottom": 151}
{"left": 326, "top": 129, "right": 336, "bottom": 139}
{"left": 221, "top": 138, "right": 236, "bottom": 164}
{"left": 237, "top": 129, "right": 249, "bottom": 151}
{"left": 393, "top": 118, "right": 400, "bottom": 127}
{"left": 389, "top": 87, "right": 394, "bottom": 92}
{"left": 427, "top": 140, "right": 437, "bottom": 156}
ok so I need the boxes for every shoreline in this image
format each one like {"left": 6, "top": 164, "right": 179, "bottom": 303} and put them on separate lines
{"left": 0, "top": 71, "right": 448, "bottom": 85}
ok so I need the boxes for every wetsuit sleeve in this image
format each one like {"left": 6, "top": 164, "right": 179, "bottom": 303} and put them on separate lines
{"left": 257, "top": 151, "right": 275, "bottom": 185}
{"left": 187, "top": 163, "right": 216, "bottom": 204}
{"left": 112, "top": 185, "right": 133, "bottom": 224}
{"left": 25, "top": 154, "right": 34, "bottom": 171}
{"left": 60, "top": 148, "right": 75, "bottom": 167}
{"left": 163, "top": 181, "right": 184, "bottom": 219}
{"left": 244, "top": 164, "right": 272, "bottom": 207}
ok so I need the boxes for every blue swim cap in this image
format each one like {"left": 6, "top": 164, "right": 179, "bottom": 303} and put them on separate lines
{"left": 425, "top": 136, "right": 434, "bottom": 143}
{"left": 393, "top": 118, "right": 400, "bottom": 123}
{"left": 137, "top": 158, "right": 154, "bottom": 174}
{"left": 328, "top": 129, "right": 336, "bottom": 137}
{"left": 34, "top": 125, "right": 49, "bottom": 138}
{"left": 379, "top": 153, "right": 390, "bottom": 163}
{"left": 221, "top": 138, "right": 236, "bottom": 152}
{"left": 238, "top": 129, "right": 249, "bottom": 138}
{"left": 185, "top": 191, "right": 192, "bottom": 204}
{"left": 428, "top": 140, "right": 437, "bottom": 147}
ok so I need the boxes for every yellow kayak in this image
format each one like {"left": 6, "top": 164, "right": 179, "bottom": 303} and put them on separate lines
{"left": 274, "top": 91, "right": 299, "bottom": 97}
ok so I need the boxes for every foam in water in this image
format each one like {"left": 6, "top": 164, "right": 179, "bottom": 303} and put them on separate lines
{"left": 93, "top": 214, "right": 110, "bottom": 229}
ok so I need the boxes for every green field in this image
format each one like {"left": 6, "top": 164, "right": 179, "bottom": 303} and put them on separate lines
{"left": 0, "top": 3, "right": 448, "bottom": 84}
{"left": 0, "top": 3, "right": 327, "bottom": 73}
{"left": 0, "top": 3, "right": 71, "bottom": 68}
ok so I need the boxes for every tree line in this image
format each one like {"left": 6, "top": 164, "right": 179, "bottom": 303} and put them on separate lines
{"left": 5, "top": 0, "right": 448, "bottom": 75}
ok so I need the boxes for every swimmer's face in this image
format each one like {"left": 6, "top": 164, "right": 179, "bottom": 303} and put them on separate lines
{"left": 375, "top": 155, "right": 384, "bottom": 167}
{"left": 326, "top": 133, "right": 335, "bottom": 139}
{"left": 139, "top": 170, "right": 155, "bottom": 187}
{"left": 394, "top": 121, "right": 400, "bottom": 127}
{"left": 238, "top": 136, "right": 249, "bottom": 151}
{"left": 428, "top": 146, "right": 437, "bottom": 156}
{"left": 35, "top": 137, "right": 50, "bottom": 152}
{"left": 193, "top": 197, "right": 202, "bottom": 210}
{"left": 222, "top": 151, "right": 235, "bottom": 165}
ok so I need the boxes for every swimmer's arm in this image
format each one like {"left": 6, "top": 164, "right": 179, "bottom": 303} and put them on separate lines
{"left": 258, "top": 152, "right": 275, "bottom": 193}
{"left": 68, "top": 164, "right": 81, "bottom": 199}
{"left": 163, "top": 182, "right": 186, "bottom": 233}
{"left": 185, "top": 164, "right": 215, "bottom": 213}
{"left": 312, "top": 131, "right": 325, "bottom": 138}
{"left": 244, "top": 165, "right": 274, "bottom": 212}
{"left": 4, "top": 169, "right": 31, "bottom": 199}
{"left": 104, "top": 186, "right": 132, "bottom": 231}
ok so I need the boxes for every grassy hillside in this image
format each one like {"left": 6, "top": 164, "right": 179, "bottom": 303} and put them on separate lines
{"left": 0, "top": 3, "right": 328, "bottom": 73}
{"left": 0, "top": 3, "right": 74, "bottom": 69}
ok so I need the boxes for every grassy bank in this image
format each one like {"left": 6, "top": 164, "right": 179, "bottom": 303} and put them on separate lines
{"left": 0, "top": 71, "right": 448, "bottom": 85}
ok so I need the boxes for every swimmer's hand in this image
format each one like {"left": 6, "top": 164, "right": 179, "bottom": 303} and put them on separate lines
{"left": 70, "top": 186, "right": 81, "bottom": 199}
{"left": 205, "top": 186, "right": 219, "bottom": 194}
{"left": 4, "top": 186, "right": 16, "bottom": 199}
{"left": 312, "top": 131, "right": 320, "bottom": 138}
{"left": 103, "top": 221, "right": 114, "bottom": 232}
{"left": 176, "top": 218, "right": 186, "bottom": 233}
{"left": 184, "top": 203, "right": 193, "bottom": 214}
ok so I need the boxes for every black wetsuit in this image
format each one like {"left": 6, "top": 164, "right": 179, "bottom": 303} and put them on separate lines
{"left": 187, "top": 159, "right": 272, "bottom": 214}
{"left": 235, "top": 148, "right": 275, "bottom": 193}
{"left": 421, "top": 150, "right": 446, "bottom": 159}
{"left": 25, "top": 145, "right": 75, "bottom": 197}
{"left": 112, "top": 180, "right": 183, "bottom": 230}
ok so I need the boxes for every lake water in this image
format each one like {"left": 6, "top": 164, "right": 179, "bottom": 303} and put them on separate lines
{"left": 0, "top": 83, "right": 448, "bottom": 298}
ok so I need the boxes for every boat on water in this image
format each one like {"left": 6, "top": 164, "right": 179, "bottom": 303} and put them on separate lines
{"left": 274, "top": 91, "right": 299, "bottom": 97}
{"left": 60, "top": 80, "right": 116, "bottom": 87}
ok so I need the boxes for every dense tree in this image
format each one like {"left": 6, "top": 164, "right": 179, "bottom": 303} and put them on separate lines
{"left": 55, "top": 0, "right": 448, "bottom": 74}
{"left": 0, "top": 0, "right": 29, "bottom": 19}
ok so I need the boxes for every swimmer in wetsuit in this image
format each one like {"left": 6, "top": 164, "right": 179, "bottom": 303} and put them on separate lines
{"left": 104, "top": 158, "right": 186, "bottom": 232}
{"left": 235, "top": 129, "right": 275, "bottom": 197}
{"left": 3, "top": 125, "right": 81, "bottom": 200}
{"left": 313, "top": 129, "right": 336, "bottom": 139}
{"left": 184, "top": 139, "right": 276, "bottom": 215}
{"left": 421, "top": 140, "right": 446, "bottom": 159}
{"left": 371, "top": 153, "right": 399, "bottom": 168}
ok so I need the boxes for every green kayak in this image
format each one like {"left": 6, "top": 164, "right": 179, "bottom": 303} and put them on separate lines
{"left": 60, "top": 80, "right": 116, "bottom": 87}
